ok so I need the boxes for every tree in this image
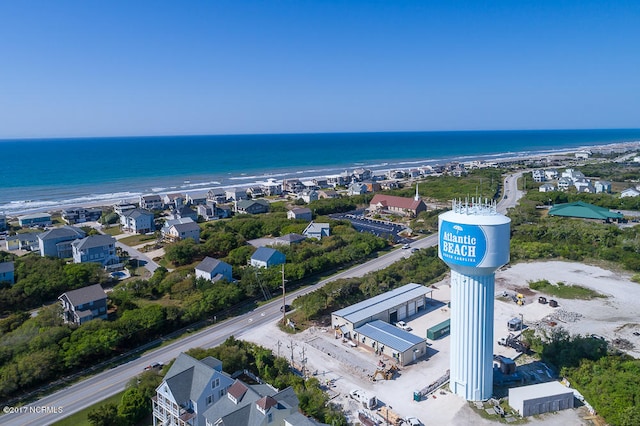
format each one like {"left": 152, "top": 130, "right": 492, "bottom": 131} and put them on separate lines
{"left": 164, "top": 239, "right": 199, "bottom": 266}
{"left": 88, "top": 403, "right": 120, "bottom": 426}
{"left": 118, "top": 387, "right": 147, "bottom": 425}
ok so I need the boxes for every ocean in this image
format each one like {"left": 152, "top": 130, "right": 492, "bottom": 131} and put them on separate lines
{"left": 1, "top": 129, "right": 640, "bottom": 215}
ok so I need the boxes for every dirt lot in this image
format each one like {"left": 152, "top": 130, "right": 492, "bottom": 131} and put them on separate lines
{"left": 239, "top": 261, "right": 640, "bottom": 425}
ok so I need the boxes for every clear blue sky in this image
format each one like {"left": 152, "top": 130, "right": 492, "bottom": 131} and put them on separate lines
{"left": 1, "top": 0, "right": 639, "bottom": 138}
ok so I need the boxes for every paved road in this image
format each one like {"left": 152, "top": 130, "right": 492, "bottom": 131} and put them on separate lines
{"left": 0, "top": 174, "right": 523, "bottom": 425}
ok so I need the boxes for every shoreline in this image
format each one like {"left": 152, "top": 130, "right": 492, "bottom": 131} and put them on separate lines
{"left": 3, "top": 141, "right": 639, "bottom": 218}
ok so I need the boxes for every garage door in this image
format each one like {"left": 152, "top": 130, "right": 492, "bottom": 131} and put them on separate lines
{"left": 416, "top": 299, "right": 425, "bottom": 312}
{"left": 408, "top": 301, "right": 416, "bottom": 317}
{"left": 397, "top": 306, "right": 407, "bottom": 320}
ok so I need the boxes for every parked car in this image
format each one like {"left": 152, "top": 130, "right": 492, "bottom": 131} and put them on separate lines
{"left": 402, "top": 243, "right": 411, "bottom": 249}
{"left": 404, "top": 417, "right": 422, "bottom": 426}
{"left": 395, "top": 321, "right": 412, "bottom": 331}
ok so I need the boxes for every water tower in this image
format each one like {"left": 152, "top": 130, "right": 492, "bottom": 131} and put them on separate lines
{"left": 438, "top": 199, "right": 511, "bottom": 401}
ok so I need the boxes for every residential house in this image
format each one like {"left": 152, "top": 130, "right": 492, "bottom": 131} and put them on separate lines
{"left": 562, "top": 169, "right": 585, "bottom": 180}
{"left": 408, "top": 169, "right": 421, "bottom": 178}
{"left": 167, "top": 221, "right": 201, "bottom": 243}
{"left": 538, "top": 183, "right": 556, "bottom": 193}
{"left": 164, "top": 193, "right": 187, "bottom": 209}
{"left": 207, "top": 188, "right": 227, "bottom": 204}
{"left": 574, "top": 179, "right": 595, "bottom": 193}
{"left": 312, "top": 178, "right": 329, "bottom": 188}
{"left": 387, "top": 170, "right": 405, "bottom": 179}
{"left": 302, "top": 222, "right": 330, "bottom": 240}
{"left": 379, "top": 180, "right": 400, "bottom": 190}
{"left": 5, "top": 232, "right": 39, "bottom": 251}
{"left": 216, "top": 205, "right": 233, "bottom": 219}
{"left": 236, "top": 199, "right": 270, "bottom": 215}
{"left": 346, "top": 182, "right": 368, "bottom": 196}
{"left": 72, "top": 235, "right": 121, "bottom": 270}
{"left": 274, "top": 233, "right": 306, "bottom": 246}
{"left": 225, "top": 188, "right": 247, "bottom": 202}
{"left": 544, "top": 169, "right": 559, "bottom": 180}
{"left": 298, "top": 190, "right": 318, "bottom": 203}
{"left": 250, "top": 247, "right": 285, "bottom": 268}
{"left": 197, "top": 203, "right": 218, "bottom": 221}
{"left": 246, "top": 186, "right": 265, "bottom": 198}
{"left": 202, "top": 379, "right": 305, "bottom": 426}
{"left": 187, "top": 192, "right": 208, "bottom": 206}
{"left": 38, "top": 226, "right": 86, "bottom": 258}
{"left": 58, "top": 284, "right": 108, "bottom": 325}
{"left": 532, "top": 170, "right": 546, "bottom": 182}
{"left": 369, "top": 194, "right": 427, "bottom": 217}
{"left": 152, "top": 353, "right": 235, "bottom": 426}
{"left": 317, "top": 189, "right": 339, "bottom": 199}
{"left": 621, "top": 187, "right": 640, "bottom": 198}
{"left": 326, "top": 172, "right": 351, "bottom": 187}
{"left": 595, "top": 181, "right": 612, "bottom": 194}
{"left": 18, "top": 212, "right": 52, "bottom": 227}
{"left": 120, "top": 208, "right": 155, "bottom": 234}
{"left": 195, "top": 257, "right": 232, "bottom": 282}
{"left": 0, "top": 213, "right": 6, "bottom": 231}
{"left": 557, "top": 177, "right": 573, "bottom": 191}
{"left": 260, "top": 179, "right": 283, "bottom": 196}
{"left": 0, "top": 261, "right": 14, "bottom": 285}
{"left": 113, "top": 202, "right": 136, "bottom": 216}
{"left": 62, "top": 207, "right": 102, "bottom": 224}
{"left": 575, "top": 150, "right": 592, "bottom": 159}
{"left": 363, "top": 181, "right": 381, "bottom": 193}
{"left": 287, "top": 208, "right": 312, "bottom": 221}
{"left": 352, "top": 168, "right": 372, "bottom": 181}
{"left": 168, "top": 206, "right": 199, "bottom": 222}
{"left": 282, "top": 179, "right": 305, "bottom": 194}
{"left": 140, "top": 194, "right": 165, "bottom": 210}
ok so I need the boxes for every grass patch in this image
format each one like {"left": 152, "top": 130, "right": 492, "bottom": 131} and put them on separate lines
{"left": 119, "top": 233, "right": 157, "bottom": 247}
{"left": 51, "top": 390, "right": 123, "bottom": 426}
{"left": 528, "top": 279, "right": 604, "bottom": 299}
{"left": 102, "top": 226, "right": 123, "bottom": 236}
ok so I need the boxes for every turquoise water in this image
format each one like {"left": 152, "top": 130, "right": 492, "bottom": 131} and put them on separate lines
{"left": 1, "top": 129, "right": 639, "bottom": 214}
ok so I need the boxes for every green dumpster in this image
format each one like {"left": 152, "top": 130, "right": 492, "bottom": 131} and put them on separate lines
{"left": 427, "top": 319, "right": 450, "bottom": 340}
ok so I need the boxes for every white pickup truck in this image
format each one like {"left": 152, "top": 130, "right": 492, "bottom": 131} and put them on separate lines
{"left": 350, "top": 389, "right": 377, "bottom": 409}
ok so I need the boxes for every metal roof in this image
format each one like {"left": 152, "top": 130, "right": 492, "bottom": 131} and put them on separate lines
{"left": 333, "top": 283, "right": 428, "bottom": 324}
{"left": 548, "top": 201, "right": 623, "bottom": 220}
{"left": 355, "top": 320, "right": 425, "bottom": 353}
{"left": 509, "top": 381, "right": 572, "bottom": 400}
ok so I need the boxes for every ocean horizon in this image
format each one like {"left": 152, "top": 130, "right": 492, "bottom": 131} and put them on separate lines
{"left": 2, "top": 129, "right": 640, "bottom": 216}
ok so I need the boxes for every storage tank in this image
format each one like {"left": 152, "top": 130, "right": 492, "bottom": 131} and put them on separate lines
{"left": 438, "top": 199, "right": 511, "bottom": 401}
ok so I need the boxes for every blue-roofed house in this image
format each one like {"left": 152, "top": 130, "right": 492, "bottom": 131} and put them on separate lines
{"left": 250, "top": 247, "right": 285, "bottom": 268}
{"left": 195, "top": 257, "right": 232, "bottom": 282}
{"left": 38, "top": 226, "right": 86, "bottom": 258}
{"left": 0, "top": 261, "right": 14, "bottom": 285}
{"left": 353, "top": 319, "right": 427, "bottom": 366}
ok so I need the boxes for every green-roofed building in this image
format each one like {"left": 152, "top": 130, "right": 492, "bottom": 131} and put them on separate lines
{"left": 548, "top": 201, "right": 623, "bottom": 222}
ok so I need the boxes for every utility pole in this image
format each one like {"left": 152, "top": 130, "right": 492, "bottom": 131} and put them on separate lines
{"left": 277, "top": 340, "right": 281, "bottom": 358}
{"left": 281, "top": 264, "right": 286, "bottom": 324}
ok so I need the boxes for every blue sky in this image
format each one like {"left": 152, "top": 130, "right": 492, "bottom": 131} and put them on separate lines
{"left": 1, "top": 0, "right": 639, "bottom": 138}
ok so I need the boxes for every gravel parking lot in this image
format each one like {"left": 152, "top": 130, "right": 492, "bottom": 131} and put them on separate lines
{"left": 240, "top": 260, "right": 638, "bottom": 425}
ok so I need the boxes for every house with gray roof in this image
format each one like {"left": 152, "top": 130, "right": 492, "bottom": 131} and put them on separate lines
{"left": 226, "top": 188, "right": 247, "bottom": 202}
{"left": 140, "top": 194, "right": 165, "bottom": 210}
{"left": 62, "top": 207, "right": 102, "bottom": 224}
{"left": 58, "top": 284, "right": 108, "bottom": 325}
{"left": 72, "top": 235, "right": 122, "bottom": 270}
{"left": 0, "top": 261, "right": 14, "bottom": 285}
{"left": 120, "top": 208, "right": 155, "bottom": 234}
{"left": 195, "top": 257, "right": 232, "bottom": 282}
{"left": 302, "top": 222, "right": 330, "bottom": 240}
{"left": 207, "top": 188, "right": 227, "bottom": 204}
{"left": 164, "top": 193, "right": 187, "bottom": 209}
{"left": 152, "top": 353, "right": 235, "bottom": 426}
{"left": 250, "top": 247, "right": 285, "bottom": 268}
{"left": 168, "top": 206, "right": 199, "bottom": 221}
{"left": 38, "top": 226, "right": 86, "bottom": 258}
{"left": 287, "top": 208, "right": 312, "bottom": 221}
{"left": 18, "top": 212, "right": 52, "bottom": 227}
{"left": 5, "top": 232, "right": 40, "bottom": 251}
{"left": 168, "top": 222, "right": 201, "bottom": 242}
{"left": 187, "top": 191, "right": 208, "bottom": 206}
{"left": 236, "top": 199, "right": 270, "bottom": 215}
{"left": 0, "top": 213, "right": 6, "bottom": 232}
{"left": 202, "top": 380, "right": 307, "bottom": 426}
